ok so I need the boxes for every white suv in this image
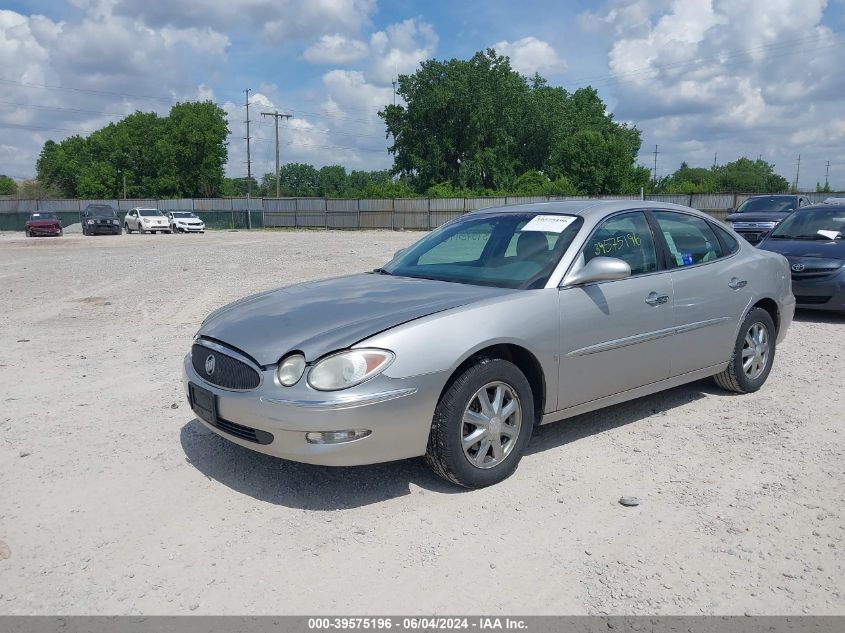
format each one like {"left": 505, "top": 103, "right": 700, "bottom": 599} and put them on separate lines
{"left": 166, "top": 211, "right": 206, "bottom": 233}
{"left": 125, "top": 208, "right": 171, "bottom": 234}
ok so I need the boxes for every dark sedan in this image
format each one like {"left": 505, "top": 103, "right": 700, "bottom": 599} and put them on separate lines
{"left": 25, "top": 212, "right": 63, "bottom": 237}
{"left": 758, "top": 203, "right": 845, "bottom": 311}
{"left": 726, "top": 194, "right": 811, "bottom": 244}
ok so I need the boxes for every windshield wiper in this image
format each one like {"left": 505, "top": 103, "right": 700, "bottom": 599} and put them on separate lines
{"left": 372, "top": 267, "right": 392, "bottom": 275}
{"left": 794, "top": 234, "right": 834, "bottom": 240}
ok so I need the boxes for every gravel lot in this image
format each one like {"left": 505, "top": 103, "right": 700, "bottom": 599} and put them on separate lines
{"left": 0, "top": 229, "right": 843, "bottom": 615}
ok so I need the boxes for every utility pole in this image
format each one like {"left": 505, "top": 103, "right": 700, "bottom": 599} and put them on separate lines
{"left": 652, "top": 144, "right": 659, "bottom": 184}
{"left": 825, "top": 160, "right": 830, "bottom": 189}
{"left": 712, "top": 152, "right": 717, "bottom": 169}
{"left": 122, "top": 172, "right": 126, "bottom": 199}
{"left": 261, "top": 110, "right": 293, "bottom": 198}
{"left": 793, "top": 154, "right": 801, "bottom": 192}
{"left": 244, "top": 88, "right": 252, "bottom": 196}
{"left": 392, "top": 76, "right": 397, "bottom": 106}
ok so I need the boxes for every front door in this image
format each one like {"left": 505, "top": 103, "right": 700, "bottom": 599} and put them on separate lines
{"left": 558, "top": 211, "right": 674, "bottom": 410}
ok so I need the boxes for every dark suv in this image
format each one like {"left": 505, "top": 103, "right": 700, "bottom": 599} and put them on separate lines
{"left": 725, "top": 194, "right": 811, "bottom": 244}
{"left": 82, "top": 204, "right": 122, "bottom": 236}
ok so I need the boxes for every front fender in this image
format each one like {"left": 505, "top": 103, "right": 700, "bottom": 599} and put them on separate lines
{"left": 356, "top": 289, "right": 560, "bottom": 412}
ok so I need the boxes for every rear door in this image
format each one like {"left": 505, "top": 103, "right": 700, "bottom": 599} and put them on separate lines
{"left": 650, "top": 210, "right": 751, "bottom": 376}
{"left": 557, "top": 210, "right": 673, "bottom": 410}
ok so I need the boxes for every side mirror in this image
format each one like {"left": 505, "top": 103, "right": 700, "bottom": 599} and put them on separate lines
{"left": 393, "top": 248, "right": 407, "bottom": 260}
{"left": 726, "top": 208, "right": 734, "bottom": 214}
{"left": 565, "top": 257, "right": 631, "bottom": 286}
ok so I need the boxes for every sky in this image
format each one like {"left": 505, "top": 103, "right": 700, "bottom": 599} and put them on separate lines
{"left": 1, "top": 0, "right": 845, "bottom": 190}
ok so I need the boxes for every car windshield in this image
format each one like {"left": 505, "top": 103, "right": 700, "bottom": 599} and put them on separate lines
{"left": 173, "top": 212, "right": 195, "bottom": 218}
{"left": 381, "top": 212, "right": 584, "bottom": 289}
{"left": 85, "top": 206, "right": 117, "bottom": 217}
{"left": 139, "top": 209, "right": 163, "bottom": 217}
{"left": 735, "top": 197, "right": 796, "bottom": 213}
{"left": 30, "top": 213, "right": 57, "bottom": 220}
{"left": 769, "top": 207, "right": 845, "bottom": 240}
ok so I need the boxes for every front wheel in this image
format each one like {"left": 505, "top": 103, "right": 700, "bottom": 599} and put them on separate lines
{"left": 425, "top": 357, "right": 534, "bottom": 489}
{"left": 713, "top": 307, "right": 776, "bottom": 394}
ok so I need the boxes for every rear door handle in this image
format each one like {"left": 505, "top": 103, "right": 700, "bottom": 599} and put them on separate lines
{"left": 729, "top": 277, "right": 748, "bottom": 289}
{"left": 645, "top": 292, "right": 670, "bottom": 306}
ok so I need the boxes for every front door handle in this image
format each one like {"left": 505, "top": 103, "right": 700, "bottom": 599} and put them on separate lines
{"left": 728, "top": 277, "right": 748, "bottom": 289}
{"left": 645, "top": 292, "right": 670, "bottom": 306}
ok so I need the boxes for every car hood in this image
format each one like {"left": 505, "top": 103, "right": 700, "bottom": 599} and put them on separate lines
{"left": 197, "top": 273, "right": 516, "bottom": 365}
{"left": 758, "top": 237, "right": 845, "bottom": 261}
{"left": 726, "top": 212, "right": 792, "bottom": 223}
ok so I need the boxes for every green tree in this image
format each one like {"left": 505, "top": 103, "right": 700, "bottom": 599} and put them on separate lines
{"left": 35, "top": 101, "right": 228, "bottom": 198}
{"left": 0, "top": 175, "right": 16, "bottom": 195}
{"left": 816, "top": 181, "right": 832, "bottom": 193}
{"left": 713, "top": 158, "right": 788, "bottom": 193}
{"left": 317, "top": 165, "right": 347, "bottom": 197}
{"left": 278, "top": 163, "right": 320, "bottom": 196}
{"left": 380, "top": 49, "right": 644, "bottom": 194}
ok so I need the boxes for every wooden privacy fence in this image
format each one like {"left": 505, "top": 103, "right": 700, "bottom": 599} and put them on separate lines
{"left": 1, "top": 192, "right": 842, "bottom": 232}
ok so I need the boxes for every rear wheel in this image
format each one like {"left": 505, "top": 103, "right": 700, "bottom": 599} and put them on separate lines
{"left": 124, "top": 223, "right": 132, "bottom": 234}
{"left": 425, "top": 357, "right": 534, "bottom": 488}
{"left": 713, "top": 307, "right": 776, "bottom": 394}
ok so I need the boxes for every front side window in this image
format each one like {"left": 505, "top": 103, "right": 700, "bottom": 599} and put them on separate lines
{"left": 653, "top": 211, "right": 724, "bottom": 267}
{"left": 383, "top": 212, "right": 584, "bottom": 288}
{"left": 583, "top": 211, "right": 658, "bottom": 276}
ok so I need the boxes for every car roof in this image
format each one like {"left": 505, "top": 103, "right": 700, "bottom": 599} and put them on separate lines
{"left": 467, "top": 199, "right": 710, "bottom": 221}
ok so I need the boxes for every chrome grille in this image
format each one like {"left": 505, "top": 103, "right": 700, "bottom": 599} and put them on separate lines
{"left": 191, "top": 343, "right": 261, "bottom": 391}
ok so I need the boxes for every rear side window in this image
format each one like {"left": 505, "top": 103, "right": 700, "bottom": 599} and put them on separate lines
{"left": 652, "top": 211, "right": 724, "bottom": 267}
{"left": 713, "top": 223, "right": 740, "bottom": 254}
{"left": 584, "top": 211, "right": 658, "bottom": 276}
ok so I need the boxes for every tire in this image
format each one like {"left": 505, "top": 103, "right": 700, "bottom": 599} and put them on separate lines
{"left": 713, "top": 307, "right": 776, "bottom": 394}
{"left": 125, "top": 223, "right": 132, "bottom": 234}
{"left": 425, "top": 357, "right": 534, "bottom": 489}
{"left": 138, "top": 226, "right": 145, "bottom": 234}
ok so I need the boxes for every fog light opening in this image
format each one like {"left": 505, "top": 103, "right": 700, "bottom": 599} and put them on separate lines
{"left": 305, "top": 430, "right": 371, "bottom": 445}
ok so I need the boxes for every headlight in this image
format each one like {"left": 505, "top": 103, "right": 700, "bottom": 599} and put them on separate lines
{"left": 112, "top": 219, "right": 118, "bottom": 224}
{"left": 86, "top": 219, "right": 94, "bottom": 224}
{"left": 307, "top": 349, "right": 394, "bottom": 391}
{"left": 276, "top": 353, "right": 306, "bottom": 386}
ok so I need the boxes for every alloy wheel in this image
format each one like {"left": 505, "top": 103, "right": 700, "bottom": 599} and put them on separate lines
{"left": 461, "top": 381, "right": 522, "bottom": 469}
{"left": 742, "top": 322, "right": 769, "bottom": 380}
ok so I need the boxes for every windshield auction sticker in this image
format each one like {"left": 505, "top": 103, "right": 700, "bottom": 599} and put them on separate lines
{"left": 521, "top": 215, "right": 577, "bottom": 233}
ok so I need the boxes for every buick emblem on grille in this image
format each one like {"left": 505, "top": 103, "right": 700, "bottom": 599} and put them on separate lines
{"left": 205, "top": 354, "right": 216, "bottom": 375}
{"left": 791, "top": 263, "right": 805, "bottom": 272}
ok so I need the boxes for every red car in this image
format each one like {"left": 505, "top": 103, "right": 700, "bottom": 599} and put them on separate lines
{"left": 25, "top": 212, "right": 63, "bottom": 237}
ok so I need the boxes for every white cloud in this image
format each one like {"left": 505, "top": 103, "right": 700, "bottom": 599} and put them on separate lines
{"left": 492, "top": 37, "right": 567, "bottom": 76}
{"left": 584, "top": 0, "right": 845, "bottom": 188}
{"left": 112, "top": 0, "right": 377, "bottom": 44}
{"left": 368, "top": 18, "right": 438, "bottom": 84}
{"left": 303, "top": 34, "right": 368, "bottom": 64}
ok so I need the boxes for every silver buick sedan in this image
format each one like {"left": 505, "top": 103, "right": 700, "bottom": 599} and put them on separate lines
{"left": 183, "top": 200, "right": 794, "bottom": 488}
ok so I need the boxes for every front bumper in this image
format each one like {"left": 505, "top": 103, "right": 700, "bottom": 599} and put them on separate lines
{"left": 27, "top": 226, "right": 61, "bottom": 236}
{"left": 87, "top": 223, "right": 121, "bottom": 234}
{"left": 176, "top": 224, "right": 205, "bottom": 232}
{"left": 182, "top": 353, "right": 445, "bottom": 466}
{"left": 791, "top": 270, "right": 845, "bottom": 311}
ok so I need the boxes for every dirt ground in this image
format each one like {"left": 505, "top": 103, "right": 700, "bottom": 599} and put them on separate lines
{"left": 0, "top": 230, "right": 842, "bottom": 616}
